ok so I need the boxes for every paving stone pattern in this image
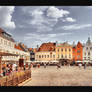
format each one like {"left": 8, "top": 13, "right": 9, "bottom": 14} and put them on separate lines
{"left": 23, "top": 66, "right": 92, "bottom": 86}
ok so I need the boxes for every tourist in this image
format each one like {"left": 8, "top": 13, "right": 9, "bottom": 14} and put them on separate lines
{"left": 57, "top": 63, "right": 60, "bottom": 69}
{"left": 79, "top": 63, "right": 82, "bottom": 69}
{"left": 2, "top": 67, "right": 6, "bottom": 76}
{"left": 84, "top": 63, "right": 86, "bottom": 69}
{"left": 44, "top": 63, "right": 46, "bottom": 68}
{"left": 37, "top": 63, "right": 40, "bottom": 68}
{"left": 24, "top": 65, "right": 26, "bottom": 71}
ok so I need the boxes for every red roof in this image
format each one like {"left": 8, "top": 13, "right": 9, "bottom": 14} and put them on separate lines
{"left": 14, "top": 44, "right": 24, "bottom": 51}
{"left": 37, "top": 42, "right": 56, "bottom": 52}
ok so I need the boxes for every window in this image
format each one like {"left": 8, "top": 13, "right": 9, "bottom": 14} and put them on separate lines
{"left": 69, "top": 54, "right": 71, "bottom": 58}
{"left": 61, "top": 55, "right": 63, "bottom": 58}
{"left": 65, "top": 55, "right": 67, "bottom": 58}
{"left": 84, "top": 57, "right": 86, "bottom": 60}
{"left": 77, "top": 50, "right": 80, "bottom": 53}
{"left": 53, "top": 55, "right": 55, "bottom": 58}
{"left": 77, "top": 55, "right": 80, "bottom": 58}
{"left": 45, "top": 55, "right": 46, "bottom": 58}
{"left": 61, "top": 49, "right": 63, "bottom": 52}
{"left": 90, "top": 47, "right": 92, "bottom": 50}
{"left": 47, "top": 55, "right": 49, "bottom": 58}
{"left": 1, "top": 39, "right": 3, "bottom": 44}
{"left": 39, "top": 55, "right": 41, "bottom": 58}
{"left": 86, "top": 47, "right": 88, "bottom": 50}
{"left": 69, "top": 49, "right": 71, "bottom": 52}
{"left": 42, "top": 55, "right": 43, "bottom": 58}
{"left": 4, "top": 40, "right": 6, "bottom": 45}
{"left": 88, "top": 52, "right": 90, "bottom": 56}
{"left": 58, "top": 55, "right": 59, "bottom": 58}
{"left": 85, "top": 52, "right": 86, "bottom": 55}
{"left": 50, "top": 55, "right": 52, "bottom": 58}
{"left": 88, "top": 57, "right": 90, "bottom": 59}
{"left": 58, "top": 49, "right": 59, "bottom": 52}
{"left": 65, "top": 48, "right": 67, "bottom": 52}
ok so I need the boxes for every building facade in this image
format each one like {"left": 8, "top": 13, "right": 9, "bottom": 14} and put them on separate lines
{"left": 72, "top": 42, "right": 83, "bottom": 61}
{"left": 0, "top": 28, "right": 30, "bottom": 64}
{"left": 56, "top": 42, "right": 73, "bottom": 61}
{"left": 28, "top": 48, "right": 37, "bottom": 61}
{"left": 35, "top": 42, "right": 56, "bottom": 62}
{"left": 83, "top": 37, "right": 92, "bottom": 62}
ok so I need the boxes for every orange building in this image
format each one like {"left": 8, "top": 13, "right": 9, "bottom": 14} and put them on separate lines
{"left": 72, "top": 42, "right": 83, "bottom": 61}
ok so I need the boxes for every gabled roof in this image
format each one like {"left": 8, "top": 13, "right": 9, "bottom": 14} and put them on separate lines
{"left": 37, "top": 42, "right": 56, "bottom": 52}
{"left": 15, "top": 42, "right": 28, "bottom": 52}
{"left": 57, "top": 42, "right": 72, "bottom": 47}
{"left": 0, "top": 28, "right": 15, "bottom": 42}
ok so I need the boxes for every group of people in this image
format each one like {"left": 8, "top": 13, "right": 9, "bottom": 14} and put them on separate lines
{"left": 1, "top": 63, "right": 18, "bottom": 77}
{"left": 31, "top": 63, "right": 41, "bottom": 68}
{"left": 78, "top": 63, "right": 87, "bottom": 69}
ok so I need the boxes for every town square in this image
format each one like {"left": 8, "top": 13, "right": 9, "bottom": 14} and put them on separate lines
{"left": 0, "top": 6, "right": 92, "bottom": 86}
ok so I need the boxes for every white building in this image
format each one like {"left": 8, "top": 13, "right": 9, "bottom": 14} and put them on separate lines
{"left": 0, "top": 28, "right": 30, "bottom": 64}
{"left": 83, "top": 37, "right": 92, "bottom": 63}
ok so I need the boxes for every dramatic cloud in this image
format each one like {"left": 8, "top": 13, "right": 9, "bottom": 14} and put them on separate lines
{"left": 0, "top": 6, "right": 15, "bottom": 29}
{"left": 2, "top": 6, "right": 91, "bottom": 48}
{"left": 47, "top": 6, "right": 70, "bottom": 19}
{"left": 62, "top": 24, "right": 92, "bottom": 30}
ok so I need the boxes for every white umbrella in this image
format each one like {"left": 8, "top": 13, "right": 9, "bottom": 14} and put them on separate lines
{"left": 83, "top": 60, "right": 90, "bottom": 63}
{"left": 76, "top": 61, "right": 82, "bottom": 62}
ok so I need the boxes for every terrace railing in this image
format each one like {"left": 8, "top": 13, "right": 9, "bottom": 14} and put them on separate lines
{"left": 0, "top": 70, "right": 31, "bottom": 86}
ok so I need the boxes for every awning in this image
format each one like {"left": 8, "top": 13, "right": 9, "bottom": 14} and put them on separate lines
{"left": 26, "top": 61, "right": 32, "bottom": 62}
{"left": 0, "top": 52, "right": 19, "bottom": 56}
{"left": 50, "top": 61, "right": 59, "bottom": 62}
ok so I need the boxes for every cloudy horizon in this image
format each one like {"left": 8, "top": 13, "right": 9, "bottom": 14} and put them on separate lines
{"left": 0, "top": 6, "right": 92, "bottom": 48}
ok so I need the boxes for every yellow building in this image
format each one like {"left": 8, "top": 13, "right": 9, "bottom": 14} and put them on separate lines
{"left": 56, "top": 42, "right": 73, "bottom": 61}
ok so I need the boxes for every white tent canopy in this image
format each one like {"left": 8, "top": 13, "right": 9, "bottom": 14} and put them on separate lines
{"left": 76, "top": 61, "right": 82, "bottom": 62}
{"left": 83, "top": 60, "right": 91, "bottom": 63}
{"left": 50, "top": 61, "right": 59, "bottom": 62}
{"left": 76, "top": 60, "right": 91, "bottom": 63}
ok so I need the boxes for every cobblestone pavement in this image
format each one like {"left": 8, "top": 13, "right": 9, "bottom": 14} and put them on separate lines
{"left": 23, "top": 66, "right": 92, "bottom": 86}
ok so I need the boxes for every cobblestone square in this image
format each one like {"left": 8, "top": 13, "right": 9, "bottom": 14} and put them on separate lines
{"left": 22, "top": 66, "right": 92, "bottom": 86}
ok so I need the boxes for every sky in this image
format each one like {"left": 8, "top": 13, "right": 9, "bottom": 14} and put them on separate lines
{"left": 0, "top": 6, "right": 92, "bottom": 48}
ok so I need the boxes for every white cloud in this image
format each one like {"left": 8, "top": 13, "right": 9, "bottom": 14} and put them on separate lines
{"left": 65, "top": 17, "right": 76, "bottom": 22}
{"left": 24, "top": 32, "right": 72, "bottom": 48}
{"left": 0, "top": 6, "right": 15, "bottom": 29}
{"left": 62, "top": 24, "right": 92, "bottom": 30}
{"left": 46, "top": 6, "right": 70, "bottom": 19}
{"left": 24, "top": 32, "right": 71, "bottom": 41}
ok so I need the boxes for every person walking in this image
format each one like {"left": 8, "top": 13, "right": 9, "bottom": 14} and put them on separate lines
{"left": 79, "top": 63, "right": 82, "bottom": 69}
{"left": 37, "top": 63, "right": 40, "bottom": 68}
{"left": 57, "top": 63, "right": 60, "bottom": 69}
{"left": 2, "top": 67, "right": 6, "bottom": 76}
{"left": 84, "top": 63, "right": 86, "bottom": 69}
{"left": 44, "top": 63, "right": 46, "bottom": 68}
